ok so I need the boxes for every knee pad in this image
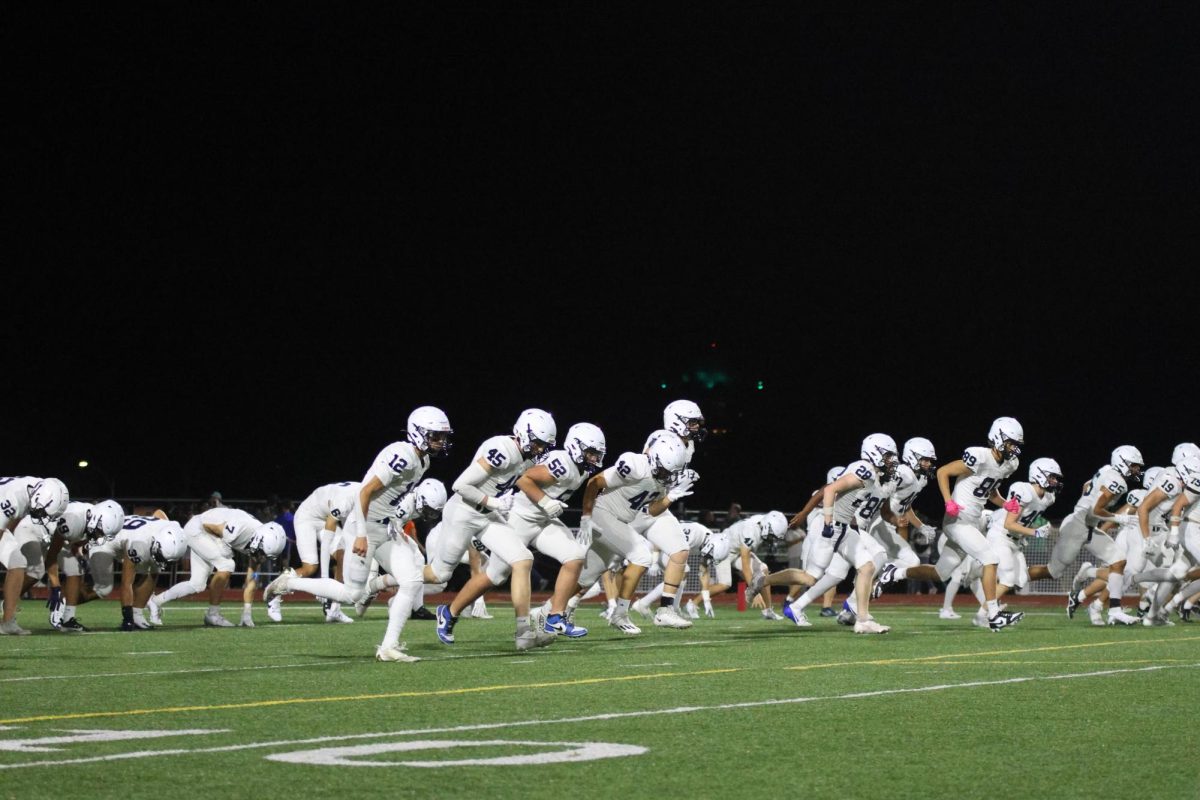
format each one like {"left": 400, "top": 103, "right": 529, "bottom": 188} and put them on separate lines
{"left": 485, "top": 558, "right": 513, "bottom": 585}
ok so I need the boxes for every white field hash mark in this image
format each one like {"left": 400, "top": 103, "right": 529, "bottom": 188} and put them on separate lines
{"left": 1, "top": 661, "right": 1196, "bottom": 770}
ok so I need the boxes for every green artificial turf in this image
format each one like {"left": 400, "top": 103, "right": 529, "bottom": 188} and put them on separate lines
{"left": 2, "top": 600, "right": 1197, "bottom": 799}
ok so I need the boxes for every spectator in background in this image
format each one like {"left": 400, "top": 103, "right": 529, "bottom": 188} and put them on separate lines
{"left": 204, "top": 491, "right": 224, "bottom": 510}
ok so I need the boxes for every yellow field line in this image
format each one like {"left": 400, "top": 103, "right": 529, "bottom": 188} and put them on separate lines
{"left": 0, "top": 668, "right": 740, "bottom": 725}
{"left": 785, "top": 635, "right": 1200, "bottom": 671}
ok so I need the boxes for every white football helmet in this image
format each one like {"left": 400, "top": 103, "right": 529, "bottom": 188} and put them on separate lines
{"left": 1176, "top": 456, "right": 1200, "bottom": 493}
{"left": 826, "top": 465, "right": 845, "bottom": 484}
{"left": 988, "top": 417, "right": 1024, "bottom": 460}
{"left": 760, "top": 510, "right": 788, "bottom": 542}
{"left": 1142, "top": 466, "right": 1164, "bottom": 491}
{"left": 565, "top": 422, "right": 606, "bottom": 473}
{"left": 406, "top": 405, "right": 453, "bottom": 457}
{"left": 663, "top": 399, "right": 707, "bottom": 442}
{"left": 646, "top": 434, "right": 688, "bottom": 484}
{"left": 1028, "top": 457, "right": 1063, "bottom": 493}
{"left": 248, "top": 522, "right": 288, "bottom": 559}
{"left": 861, "top": 434, "right": 900, "bottom": 479}
{"left": 413, "top": 478, "right": 448, "bottom": 520}
{"left": 1171, "top": 442, "right": 1200, "bottom": 467}
{"left": 28, "top": 478, "right": 70, "bottom": 527}
{"left": 150, "top": 524, "right": 188, "bottom": 568}
{"left": 84, "top": 499, "right": 125, "bottom": 542}
{"left": 513, "top": 408, "right": 557, "bottom": 459}
{"left": 1110, "top": 445, "right": 1144, "bottom": 479}
{"left": 701, "top": 531, "right": 732, "bottom": 564}
{"left": 902, "top": 437, "right": 937, "bottom": 478}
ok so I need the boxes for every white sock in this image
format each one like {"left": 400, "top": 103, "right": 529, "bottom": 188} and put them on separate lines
{"left": 289, "top": 577, "right": 356, "bottom": 604}
{"left": 207, "top": 604, "right": 222, "bottom": 617}
{"left": 896, "top": 567, "right": 909, "bottom": 580}
{"left": 641, "top": 582, "right": 665, "bottom": 606}
{"left": 581, "top": 580, "right": 603, "bottom": 601}
{"left": 616, "top": 598, "right": 630, "bottom": 614}
{"left": 986, "top": 599, "right": 999, "bottom": 617}
{"left": 242, "top": 603, "right": 252, "bottom": 614}
{"left": 1107, "top": 572, "right": 1125, "bottom": 603}
{"left": 63, "top": 605, "right": 76, "bottom": 621}
{"left": 942, "top": 577, "right": 962, "bottom": 611}
{"left": 380, "top": 582, "right": 419, "bottom": 650}
{"left": 606, "top": 598, "right": 617, "bottom": 611}
{"left": 798, "top": 572, "right": 841, "bottom": 611}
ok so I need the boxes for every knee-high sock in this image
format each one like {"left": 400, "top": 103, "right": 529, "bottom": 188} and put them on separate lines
{"left": 381, "top": 581, "right": 421, "bottom": 650}
{"left": 289, "top": 577, "right": 356, "bottom": 604}
{"left": 640, "top": 582, "right": 665, "bottom": 606}
{"left": 580, "top": 580, "right": 603, "bottom": 601}
{"left": 970, "top": 577, "right": 986, "bottom": 607}
{"left": 942, "top": 574, "right": 963, "bottom": 611}
{"left": 1106, "top": 572, "right": 1125, "bottom": 606}
{"left": 795, "top": 571, "right": 842, "bottom": 611}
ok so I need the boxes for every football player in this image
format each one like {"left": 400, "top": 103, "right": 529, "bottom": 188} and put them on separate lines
{"left": 86, "top": 513, "right": 189, "bottom": 630}
{"left": 430, "top": 409, "right": 558, "bottom": 651}
{"left": 870, "top": 437, "right": 940, "bottom": 594}
{"left": 576, "top": 434, "right": 691, "bottom": 634}
{"left": 44, "top": 500, "right": 124, "bottom": 631}
{"left": 148, "top": 506, "right": 287, "bottom": 627}
{"left": 275, "top": 480, "right": 360, "bottom": 623}
{"left": 0, "top": 477, "right": 69, "bottom": 635}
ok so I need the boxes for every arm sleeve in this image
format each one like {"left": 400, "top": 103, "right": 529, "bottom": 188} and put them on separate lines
{"left": 453, "top": 461, "right": 493, "bottom": 509}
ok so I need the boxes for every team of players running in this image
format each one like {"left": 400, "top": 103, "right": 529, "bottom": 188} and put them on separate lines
{"left": 3, "top": 403, "right": 1199, "bottom": 659}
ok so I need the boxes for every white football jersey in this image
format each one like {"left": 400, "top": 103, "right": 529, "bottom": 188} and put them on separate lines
{"left": 950, "top": 447, "right": 1019, "bottom": 525}
{"left": 832, "top": 460, "right": 897, "bottom": 527}
{"left": 726, "top": 515, "right": 769, "bottom": 551}
{"left": 643, "top": 430, "right": 695, "bottom": 464}
{"left": 0, "top": 476, "right": 39, "bottom": 528}
{"left": 296, "top": 481, "right": 359, "bottom": 527}
{"left": 510, "top": 449, "right": 589, "bottom": 523}
{"left": 890, "top": 465, "right": 927, "bottom": 516}
{"left": 679, "top": 521, "right": 713, "bottom": 554}
{"left": 1144, "top": 467, "right": 1183, "bottom": 527}
{"left": 52, "top": 501, "right": 93, "bottom": 544}
{"left": 110, "top": 515, "right": 182, "bottom": 565}
{"left": 464, "top": 436, "right": 536, "bottom": 502}
{"left": 987, "top": 482, "right": 1056, "bottom": 538}
{"left": 595, "top": 452, "right": 667, "bottom": 524}
{"left": 1071, "top": 464, "right": 1129, "bottom": 526}
{"left": 190, "top": 507, "right": 262, "bottom": 551}
{"left": 364, "top": 441, "right": 428, "bottom": 524}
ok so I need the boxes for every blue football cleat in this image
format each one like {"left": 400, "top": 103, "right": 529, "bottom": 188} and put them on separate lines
{"left": 435, "top": 604, "right": 456, "bottom": 644}
{"left": 545, "top": 613, "right": 588, "bottom": 638}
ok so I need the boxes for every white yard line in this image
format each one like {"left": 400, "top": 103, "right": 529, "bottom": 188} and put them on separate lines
{"left": 2, "top": 661, "right": 1195, "bottom": 769}
{"left": 0, "top": 661, "right": 341, "bottom": 684}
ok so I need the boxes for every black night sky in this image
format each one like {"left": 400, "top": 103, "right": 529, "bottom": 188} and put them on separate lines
{"left": 10, "top": 5, "right": 1198, "bottom": 520}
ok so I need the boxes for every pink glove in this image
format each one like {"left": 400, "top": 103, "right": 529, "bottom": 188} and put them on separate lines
{"left": 945, "top": 499, "right": 963, "bottom": 517}
{"left": 1003, "top": 496, "right": 1021, "bottom": 514}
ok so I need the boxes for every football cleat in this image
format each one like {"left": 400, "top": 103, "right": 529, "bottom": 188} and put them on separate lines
{"left": 238, "top": 613, "right": 255, "bottom": 628}
{"left": 836, "top": 609, "right": 857, "bottom": 626}
{"left": 48, "top": 598, "right": 65, "bottom": 629}
{"left": 545, "top": 613, "right": 588, "bottom": 638}
{"left": 147, "top": 596, "right": 163, "bottom": 626}
{"left": 971, "top": 610, "right": 990, "bottom": 629}
{"left": 117, "top": 619, "right": 145, "bottom": 632}
{"left": 262, "top": 568, "right": 296, "bottom": 603}
{"left": 684, "top": 599, "right": 700, "bottom": 620}
{"left": 376, "top": 645, "right": 420, "bottom": 663}
{"left": 988, "top": 609, "right": 1024, "bottom": 632}
{"left": 1107, "top": 608, "right": 1139, "bottom": 626}
{"left": 410, "top": 606, "right": 436, "bottom": 621}
{"left": 653, "top": 606, "right": 693, "bottom": 629}
{"left": 819, "top": 606, "right": 837, "bottom": 618}
{"left": 1088, "top": 601, "right": 1105, "bottom": 626}
{"left": 515, "top": 629, "right": 556, "bottom": 650}
{"left": 0, "top": 620, "right": 32, "bottom": 636}
{"left": 1181, "top": 605, "right": 1195, "bottom": 623}
{"left": 854, "top": 617, "right": 890, "bottom": 634}
{"left": 326, "top": 608, "right": 355, "bottom": 623}
{"left": 783, "top": 604, "right": 812, "bottom": 627}
{"left": 1142, "top": 611, "right": 1174, "bottom": 627}
{"left": 744, "top": 572, "right": 767, "bottom": 606}
{"left": 204, "top": 612, "right": 235, "bottom": 628}
{"left": 608, "top": 612, "right": 642, "bottom": 635}
{"left": 938, "top": 608, "right": 961, "bottom": 620}
{"left": 266, "top": 596, "right": 283, "bottom": 623}
{"left": 435, "top": 604, "right": 456, "bottom": 644}
{"left": 1066, "top": 591, "right": 1081, "bottom": 619}
{"left": 762, "top": 609, "right": 784, "bottom": 621}
{"left": 354, "top": 591, "right": 378, "bottom": 618}
{"left": 630, "top": 599, "right": 653, "bottom": 620}
{"left": 59, "top": 618, "right": 90, "bottom": 633}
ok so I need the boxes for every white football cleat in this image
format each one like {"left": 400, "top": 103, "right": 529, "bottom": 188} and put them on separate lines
{"left": 1107, "top": 608, "right": 1139, "bottom": 626}
{"left": 326, "top": 608, "right": 355, "bottom": 624}
{"left": 238, "top": 613, "right": 255, "bottom": 628}
{"left": 1071, "top": 561, "right": 1094, "bottom": 594}
{"left": 515, "top": 629, "right": 556, "bottom": 650}
{"left": 376, "top": 644, "right": 420, "bottom": 663}
{"left": 204, "top": 612, "right": 235, "bottom": 628}
{"left": 938, "top": 608, "right": 961, "bottom": 620}
{"left": 653, "top": 606, "right": 693, "bottom": 629}
{"left": 609, "top": 612, "right": 642, "bottom": 635}
{"left": 782, "top": 604, "right": 812, "bottom": 627}
{"left": 0, "top": 620, "right": 31, "bottom": 636}
{"left": 684, "top": 599, "right": 700, "bottom": 620}
{"left": 762, "top": 609, "right": 784, "bottom": 621}
{"left": 266, "top": 596, "right": 282, "bottom": 623}
{"left": 854, "top": 617, "right": 891, "bottom": 634}
{"left": 971, "top": 610, "right": 989, "bottom": 629}
{"left": 1088, "top": 601, "right": 1105, "bottom": 626}
{"left": 147, "top": 596, "right": 164, "bottom": 626}
{"left": 744, "top": 571, "right": 767, "bottom": 606}
{"left": 631, "top": 599, "right": 653, "bottom": 620}
{"left": 262, "top": 569, "right": 296, "bottom": 603}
